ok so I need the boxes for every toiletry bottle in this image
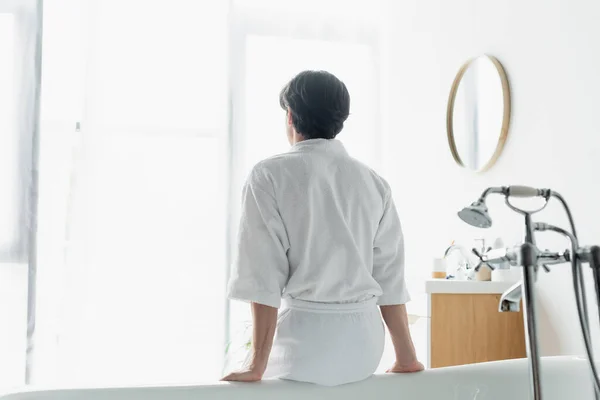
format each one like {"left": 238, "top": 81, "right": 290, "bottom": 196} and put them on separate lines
{"left": 432, "top": 258, "right": 447, "bottom": 279}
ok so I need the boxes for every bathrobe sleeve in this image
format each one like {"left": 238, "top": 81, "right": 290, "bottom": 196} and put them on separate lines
{"left": 227, "top": 166, "right": 290, "bottom": 309}
{"left": 372, "top": 189, "right": 411, "bottom": 306}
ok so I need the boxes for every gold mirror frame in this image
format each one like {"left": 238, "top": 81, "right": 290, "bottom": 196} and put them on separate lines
{"left": 446, "top": 55, "right": 511, "bottom": 172}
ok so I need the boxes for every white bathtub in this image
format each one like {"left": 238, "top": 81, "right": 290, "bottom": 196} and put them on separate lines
{"left": 0, "top": 356, "right": 595, "bottom": 400}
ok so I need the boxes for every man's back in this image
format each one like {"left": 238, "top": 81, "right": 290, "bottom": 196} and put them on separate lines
{"left": 255, "top": 139, "right": 391, "bottom": 304}
{"left": 229, "top": 137, "right": 409, "bottom": 309}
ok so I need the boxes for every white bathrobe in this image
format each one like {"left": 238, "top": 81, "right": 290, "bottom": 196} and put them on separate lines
{"left": 227, "top": 138, "right": 410, "bottom": 386}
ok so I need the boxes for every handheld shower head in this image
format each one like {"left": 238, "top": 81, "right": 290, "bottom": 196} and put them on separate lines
{"left": 458, "top": 200, "right": 492, "bottom": 228}
{"left": 458, "top": 186, "right": 549, "bottom": 229}
{"left": 457, "top": 187, "right": 503, "bottom": 228}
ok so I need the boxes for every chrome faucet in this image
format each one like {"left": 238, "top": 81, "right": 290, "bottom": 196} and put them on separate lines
{"left": 499, "top": 281, "right": 522, "bottom": 312}
{"left": 479, "top": 245, "right": 569, "bottom": 312}
{"left": 458, "top": 186, "right": 600, "bottom": 400}
{"left": 443, "top": 244, "right": 477, "bottom": 268}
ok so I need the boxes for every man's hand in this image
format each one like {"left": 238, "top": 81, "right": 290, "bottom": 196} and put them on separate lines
{"left": 379, "top": 304, "right": 423, "bottom": 374}
{"left": 386, "top": 360, "right": 424, "bottom": 373}
{"left": 221, "top": 302, "right": 277, "bottom": 383}
{"left": 221, "top": 367, "right": 264, "bottom": 382}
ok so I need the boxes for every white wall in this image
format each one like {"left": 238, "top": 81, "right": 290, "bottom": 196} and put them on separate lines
{"left": 382, "top": 0, "right": 600, "bottom": 356}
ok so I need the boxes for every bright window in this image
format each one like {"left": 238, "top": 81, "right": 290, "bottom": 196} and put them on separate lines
{"left": 61, "top": 134, "right": 225, "bottom": 384}
{"left": 84, "top": 0, "right": 227, "bottom": 131}
{"left": 35, "top": 0, "right": 229, "bottom": 386}
{"left": 33, "top": 0, "right": 392, "bottom": 387}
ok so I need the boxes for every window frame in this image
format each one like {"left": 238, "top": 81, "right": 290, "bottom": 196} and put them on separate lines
{"left": 0, "top": 3, "right": 39, "bottom": 264}
{"left": 0, "top": 0, "right": 43, "bottom": 386}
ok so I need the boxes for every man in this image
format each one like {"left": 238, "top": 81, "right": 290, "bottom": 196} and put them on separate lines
{"left": 222, "top": 70, "right": 423, "bottom": 386}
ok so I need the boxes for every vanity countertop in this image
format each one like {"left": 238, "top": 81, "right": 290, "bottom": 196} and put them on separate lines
{"left": 425, "top": 279, "right": 519, "bottom": 295}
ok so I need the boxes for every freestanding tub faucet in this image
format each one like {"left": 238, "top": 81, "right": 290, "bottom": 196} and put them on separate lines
{"left": 458, "top": 186, "right": 600, "bottom": 400}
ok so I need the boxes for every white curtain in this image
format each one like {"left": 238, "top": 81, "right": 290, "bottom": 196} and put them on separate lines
{"left": 0, "top": 0, "right": 42, "bottom": 392}
{"left": 35, "top": 0, "right": 229, "bottom": 386}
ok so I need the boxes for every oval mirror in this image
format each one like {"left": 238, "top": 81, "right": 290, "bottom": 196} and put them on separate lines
{"left": 446, "top": 55, "right": 511, "bottom": 172}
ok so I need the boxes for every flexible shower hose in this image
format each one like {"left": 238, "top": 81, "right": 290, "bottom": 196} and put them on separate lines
{"left": 552, "top": 193, "right": 600, "bottom": 397}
